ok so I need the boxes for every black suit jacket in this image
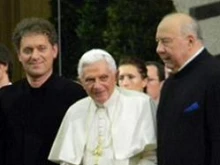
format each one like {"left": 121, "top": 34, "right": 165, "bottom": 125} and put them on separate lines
{"left": 0, "top": 74, "right": 87, "bottom": 165}
{"left": 157, "top": 49, "right": 220, "bottom": 165}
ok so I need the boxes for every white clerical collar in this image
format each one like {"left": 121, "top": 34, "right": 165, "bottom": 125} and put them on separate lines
{"left": 178, "top": 47, "right": 204, "bottom": 72}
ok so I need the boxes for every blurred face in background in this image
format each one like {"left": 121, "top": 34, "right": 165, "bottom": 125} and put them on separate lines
{"left": 146, "top": 65, "right": 163, "bottom": 102}
{"left": 118, "top": 64, "right": 147, "bottom": 92}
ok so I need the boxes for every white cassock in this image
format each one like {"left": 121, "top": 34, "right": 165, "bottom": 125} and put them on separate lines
{"left": 48, "top": 87, "right": 157, "bottom": 165}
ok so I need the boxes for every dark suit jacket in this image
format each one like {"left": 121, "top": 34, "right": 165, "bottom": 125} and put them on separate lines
{"left": 157, "top": 49, "right": 220, "bottom": 165}
{"left": 0, "top": 74, "right": 87, "bottom": 165}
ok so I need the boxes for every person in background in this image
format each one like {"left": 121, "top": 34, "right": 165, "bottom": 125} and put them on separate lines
{"left": 156, "top": 12, "right": 220, "bottom": 165}
{"left": 118, "top": 56, "right": 147, "bottom": 92}
{"left": 145, "top": 61, "right": 165, "bottom": 104}
{"left": 0, "top": 17, "right": 87, "bottom": 165}
{"left": 0, "top": 43, "right": 13, "bottom": 87}
{"left": 48, "top": 49, "right": 157, "bottom": 165}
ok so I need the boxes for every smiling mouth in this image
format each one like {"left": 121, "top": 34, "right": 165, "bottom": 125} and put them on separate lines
{"left": 30, "top": 61, "right": 43, "bottom": 65}
{"left": 30, "top": 63, "right": 43, "bottom": 69}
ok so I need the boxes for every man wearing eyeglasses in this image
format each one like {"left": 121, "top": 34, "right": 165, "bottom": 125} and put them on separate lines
{"left": 145, "top": 61, "right": 165, "bottom": 104}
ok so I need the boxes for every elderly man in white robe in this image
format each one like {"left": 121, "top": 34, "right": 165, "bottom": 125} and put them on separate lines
{"left": 48, "top": 49, "right": 157, "bottom": 165}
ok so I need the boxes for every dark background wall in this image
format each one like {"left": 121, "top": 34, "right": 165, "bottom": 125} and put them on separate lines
{"left": 0, "top": 0, "right": 176, "bottom": 82}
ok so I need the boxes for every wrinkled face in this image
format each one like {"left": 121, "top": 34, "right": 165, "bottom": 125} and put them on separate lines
{"left": 18, "top": 34, "right": 57, "bottom": 79}
{"left": 80, "top": 60, "right": 116, "bottom": 104}
{"left": 156, "top": 20, "right": 189, "bottom": 73}
{"left": 118, "top": 64, "right": 146, "bottom": 92}
{"left": 146, "top": 65, "right": 163, "bottom": 101}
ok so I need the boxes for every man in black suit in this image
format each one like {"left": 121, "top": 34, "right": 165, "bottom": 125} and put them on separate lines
{"left": 156, "top": 12, "right": 220, "bottom": 165}
{"left": 0, "top": 17, "right": 87, "bottom": 165}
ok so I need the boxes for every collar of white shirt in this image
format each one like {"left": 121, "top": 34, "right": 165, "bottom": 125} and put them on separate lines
{"left": 178, "top": 47, "right": 204, "bottom": 72}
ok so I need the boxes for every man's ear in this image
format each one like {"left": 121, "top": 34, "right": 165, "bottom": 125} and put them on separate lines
{"left": 4, "top": 64, "right": 9, "bottom": 72}
{"left": 52, "top": 44, "right": 58, "bottom": 59}
{"left": 78, "top": 77, "right": 82, "bottom": 84}
{"left": 142, "top": 77, "right": 148, "bottom": 89}
{"left": 18, "top": 53, "right": 22, "bottom": 62}
{"left": 187, "top": 34, "right": 195, "bottom": 48}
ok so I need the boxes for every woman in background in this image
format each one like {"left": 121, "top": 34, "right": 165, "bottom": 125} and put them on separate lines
{"left": 118, "top": 56, "right": 147, "bottom": 92}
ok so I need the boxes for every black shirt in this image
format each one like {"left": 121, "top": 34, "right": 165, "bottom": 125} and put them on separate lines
{"left": 0, "top": 74, "right": 87, "bottom": 165}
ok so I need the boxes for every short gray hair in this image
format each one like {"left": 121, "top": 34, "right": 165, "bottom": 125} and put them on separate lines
{"left": 77, "top": 49, "right": 117, "bottom": 78}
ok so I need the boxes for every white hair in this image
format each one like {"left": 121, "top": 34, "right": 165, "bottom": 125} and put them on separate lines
{"left": 77, "top": 49, "right": 117, "bottom": 78}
